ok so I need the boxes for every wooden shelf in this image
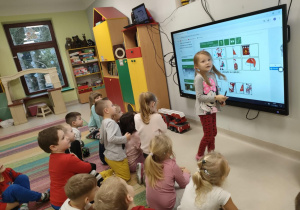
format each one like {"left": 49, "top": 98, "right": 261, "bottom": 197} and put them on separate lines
{"left": 68, "top": 46, "right": 96, "bottom": 51}
{"left": 72, "top": 60, "right": 99, "bottom": 67}
{"left": 66, "top": 46, "right": 106, "bottom": 104}
{"left": 77, "top": 84, "right": 103, "bottom": 90}
{"left": 103, "top": 75, "right": 119, "bottom": 79}
{"left": 75, "top": 72, "right": 101, "bottom": 78}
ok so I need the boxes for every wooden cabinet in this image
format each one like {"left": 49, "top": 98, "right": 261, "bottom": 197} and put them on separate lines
{"left": 116, "top": 59, "right": 134, "bottom": 105}
{"left": 127, "top": 58, "right": 148, "bottom": 109}
{"left": 93, "top": 7, "right": 129, "bottom": 111}
{"left": 123, "top": 24, "right": 170, "bottom": 111}
{"left": 103, "top": 77, "right": 125, "bottom": 112}
{"left": 93, "top": 7, "right": 128, "bottom": 62}
{"left": 66, "top": 46, "right": 106, "bottom": 104}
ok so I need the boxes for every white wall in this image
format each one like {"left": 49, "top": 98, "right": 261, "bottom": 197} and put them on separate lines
{"left": 86, "top": 0, "right": 300, "bottom": 152}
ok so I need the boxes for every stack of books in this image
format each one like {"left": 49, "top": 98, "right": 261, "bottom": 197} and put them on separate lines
{"left": 70, "top": 48, "right": 98, "bottom": 65}
{"left": 73, "top": 66, "right": 88, "bottom": 76}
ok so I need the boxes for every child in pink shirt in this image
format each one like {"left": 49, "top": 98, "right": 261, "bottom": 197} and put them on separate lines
{"left": 119, "top": 112, "right": 145, "bottom": 173}
{"left": 144, "top": 134, "right": 190, "bottom": 210}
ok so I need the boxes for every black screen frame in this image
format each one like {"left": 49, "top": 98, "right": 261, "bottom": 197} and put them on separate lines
{"left": 171, "top": 4, "right": 289, "bottom": 115}
{"left": 132, "top": 3, "right": 150, "bottom": 24}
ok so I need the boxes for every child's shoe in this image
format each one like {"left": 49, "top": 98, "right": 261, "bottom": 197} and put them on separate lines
{"left": 82, "top": 147, "right": 90, "bottom": 158}
{"left": 38, "top": 189, "right": 50, "bottom": 202}
{"left": 136, "top": 163, "right": 143, "bottom": 185}
{"left": 20, "top": 203, "right": 29, "bottom": 210}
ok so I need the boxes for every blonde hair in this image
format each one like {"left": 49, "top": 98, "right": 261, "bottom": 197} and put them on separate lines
{"left": 94, "top": 176, "right": 128, "bottom": 210}
{"left": 139, "top": 92, "right": 157, "bottom": 124}
{"left": 95, "top": 99, "right": 109, "bottom": 117}
{"left": 64, "top": 174, "right": 97, "bottom": 201}
{"left": 89, "top": 92, "right": 102, "bottom": 109}
{"left": 193, "top": 51, "right": 227, "bottom": 86}
{"left": 111, "top": 104, "right": 121, "bottom": 121}
{"left": 192, "top": 152, "right": 230, "bottom": 207}
{"left": 144, "top": 134, "right": 175, "bottom": 188}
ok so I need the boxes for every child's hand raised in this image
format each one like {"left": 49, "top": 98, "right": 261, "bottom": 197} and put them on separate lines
{"left": 125, "top": 132, "right": 131, "bottom": 140}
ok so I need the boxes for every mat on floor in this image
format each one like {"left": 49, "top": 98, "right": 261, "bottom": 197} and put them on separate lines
{"left": 0, "top": 123, "right": 146, "bottom": 209}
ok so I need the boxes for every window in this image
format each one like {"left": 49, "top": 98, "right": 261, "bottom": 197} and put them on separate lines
{"left": 4, "top": 21, "right": 68, "bottom": 95}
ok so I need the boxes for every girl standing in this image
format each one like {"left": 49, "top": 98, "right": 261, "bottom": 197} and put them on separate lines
{"left": 194, "top": 51, "right": 228, "bottom": 160}
{"left": 134, "top": 92, "right": 167, "bottom": 158}
{"left": 178, "top": 152, "right": 238, "bottom": 210}
{"left": 145, "top": 134, "right": 190, "bottom": 210}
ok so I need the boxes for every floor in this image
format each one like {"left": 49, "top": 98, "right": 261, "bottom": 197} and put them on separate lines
{"left": 1, "top": 102, "right": 299, "bottom": 210}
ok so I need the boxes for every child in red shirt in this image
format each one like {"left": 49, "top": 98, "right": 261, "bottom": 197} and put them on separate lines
{"left": 38, "top": 126, "right": 95, "bottom": 210}
{"left": 0, "top": 164, "right": 49, "bottom": 210}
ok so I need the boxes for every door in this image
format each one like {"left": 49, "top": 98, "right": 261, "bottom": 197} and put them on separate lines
{"left": 116, "top": 59, "right": 135, "bottom": 104}
{"left": 127, "top": 58, "right": 148, "bottom": 111}
{"left": 103, "top": 77, "right": 125, "bottom": 112}
{"left": 93, "top": 22, "right": 115, "bottom": 62}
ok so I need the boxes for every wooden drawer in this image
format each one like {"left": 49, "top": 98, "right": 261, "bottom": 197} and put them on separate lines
{"left": 126, "top": 47, "right": 142, "bottom": 59}
{"left": 78, "top": 91, "right": 91, "bottom": 104}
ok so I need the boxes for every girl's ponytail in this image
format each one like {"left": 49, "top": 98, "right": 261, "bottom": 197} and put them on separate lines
{"left": 139, "top": 92, "right": 157, "bottom": 124}
{"left": 144, "top": 134, "right": 174, "bottom": 188}
{"left": 192, "top": 152, "right": 230, "bottom": 207}
{"left": 192, "top": 159, "right": 213, "bottom": 207}
{"left": 212, "top": 65, "right": 227, "bottom": 81}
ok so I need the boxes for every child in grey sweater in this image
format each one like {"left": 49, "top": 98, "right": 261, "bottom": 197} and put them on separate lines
{"left": 95, "top": 99, "right": 131, "bottom": 181}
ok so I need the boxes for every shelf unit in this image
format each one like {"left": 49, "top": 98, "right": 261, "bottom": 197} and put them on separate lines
{"left": 93, "top": 7, "right": 129, "bottom": 112}
{"left": 122, "top": 23, "right": 170, "bottom": 111}
{"left": 66, "top": 46, "right": 106, "bottom": 104}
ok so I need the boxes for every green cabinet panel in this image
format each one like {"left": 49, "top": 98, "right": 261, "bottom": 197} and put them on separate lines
{"left": 116, "top": 59, "right": 135, "bottom": 104}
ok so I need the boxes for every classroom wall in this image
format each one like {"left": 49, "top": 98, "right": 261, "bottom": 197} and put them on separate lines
{"left": 0, "top": 10, "right": 93, "bottom": 102}
{"left": 86, "top": 0, "right": 300, "bottom": 152}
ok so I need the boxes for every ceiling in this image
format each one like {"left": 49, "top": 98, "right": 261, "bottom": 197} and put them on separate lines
{"left": 0, "top": 0, "right": 95, "bottom": 17}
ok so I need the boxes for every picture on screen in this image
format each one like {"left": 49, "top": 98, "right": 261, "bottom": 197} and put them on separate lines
{"left": 171, "top": 5, "right": 289, "bottom": 115}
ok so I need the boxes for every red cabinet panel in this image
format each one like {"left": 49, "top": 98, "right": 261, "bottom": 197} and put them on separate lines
{"left": 103, "top": 77, "right": 125, "bottom": 112}
{"left": 126, "top": 47, "right": 142, "bottom": 59}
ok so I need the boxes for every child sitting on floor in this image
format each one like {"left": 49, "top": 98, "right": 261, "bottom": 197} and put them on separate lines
{"left": 134, "top": 92, "right": 167, "bottom": 159}
{"left": 119, "top": 111, "right": 144, "bottom": 184}
{"left": 87, "top": 92, "right": 103, "bottom": 140}
{"left": 177, "top": 152, "right": 238, "bottom": 210}
{"left": 145, "top": 134, "right": 190, "bottom": 210}
{"left": 94, "top": 176, "right": 155, "bottom": 210}
{"left": 65, "top": 112, "right": 88, "bottom": 160}
{"left": 0, "top": 163, "right": 49, "bottom": 210}
{"left": 95, "top": 99, "right": 131, "bottom": 181}
{"left": 61, "top": 173, "right": 99, "bottom": 210}
{"left": 62, "top": 124, "right": 82, "bottom": 160}
{"left": 38, "top": 126, "right": 97, "bottom": 210}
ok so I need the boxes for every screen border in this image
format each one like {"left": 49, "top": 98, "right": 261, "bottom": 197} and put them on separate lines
{"left": 132, "top": 3, "right": 150, "bottom": 24}
{"left": 171, "top": 4, "right": 289, "bottom": 115}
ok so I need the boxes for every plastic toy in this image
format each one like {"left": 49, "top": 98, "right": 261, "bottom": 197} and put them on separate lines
{"left": 158, "top": 108, "right": 190, "bottom": 133}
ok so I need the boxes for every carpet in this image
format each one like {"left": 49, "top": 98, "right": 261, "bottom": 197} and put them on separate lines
{"left": 0, "top": 121, "right": 146, "bottom": 209}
